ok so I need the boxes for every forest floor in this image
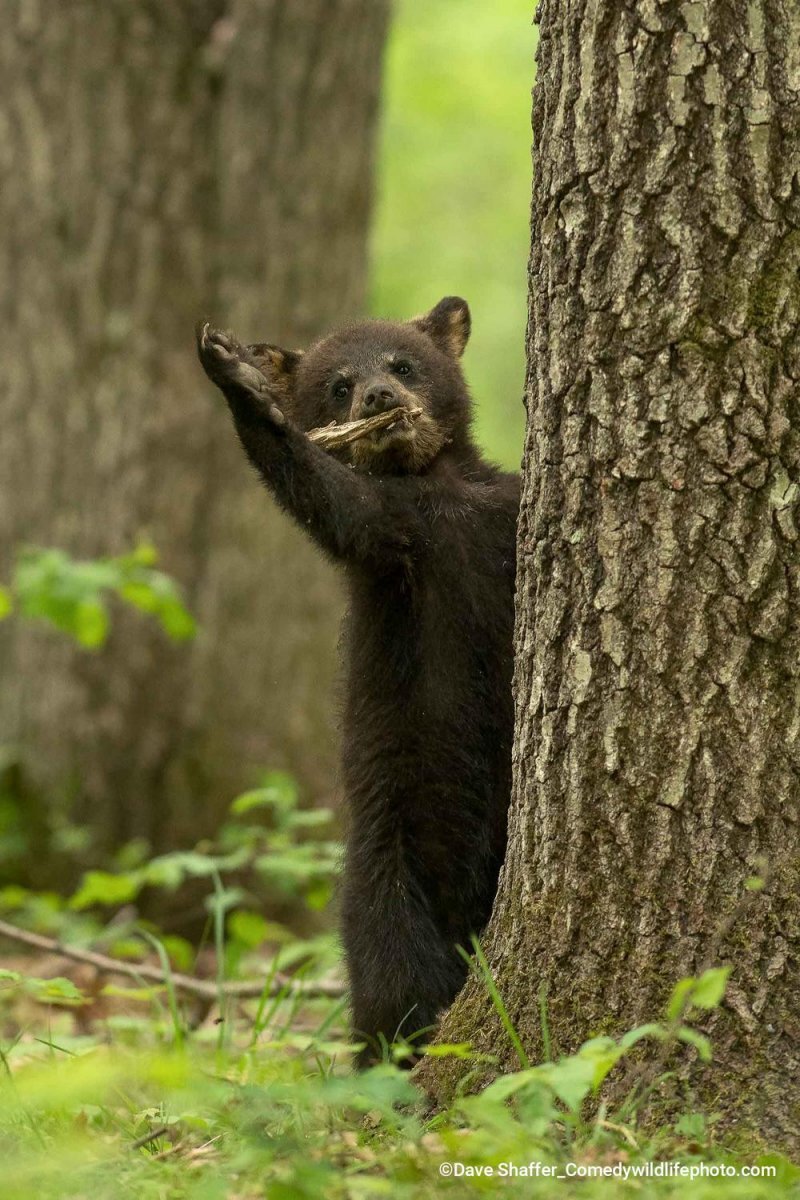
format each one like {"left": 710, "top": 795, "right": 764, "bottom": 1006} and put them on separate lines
{"left": 0, "top": 942, "right": 797, "bottom": 1200}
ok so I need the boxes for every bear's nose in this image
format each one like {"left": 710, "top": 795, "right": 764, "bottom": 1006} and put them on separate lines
{"left": 363, "top": 383, "right": 396, "bottom": 413}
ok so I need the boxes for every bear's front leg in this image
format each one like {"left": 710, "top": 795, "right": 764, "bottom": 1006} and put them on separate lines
{"left": 196, "top": 322, "right": 287, "bottom": 429}
{"left": 195, "top": 319, "right": 423, "bottom": 567}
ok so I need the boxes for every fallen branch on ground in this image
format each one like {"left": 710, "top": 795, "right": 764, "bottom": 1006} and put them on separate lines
{"left": 0, "top": 917, "right": 344, "bottom": 1002}
{"left": 308, "top": 406, "right": 422, "bottom": 449}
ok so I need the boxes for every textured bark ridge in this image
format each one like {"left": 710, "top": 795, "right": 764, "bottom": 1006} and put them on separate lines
{"left": 0, "top": 1, "right": 388, "bottom": 864}
{"left": 423, "top": 0, "right": 800, "bottom": 1149}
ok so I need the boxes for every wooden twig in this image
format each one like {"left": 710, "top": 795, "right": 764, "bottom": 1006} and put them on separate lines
{"left": 308, "top": 406, "right": 422, "bottom": 449}
{"left": 0, "top": 917, "right": 344, "bottom": 1002}
{"left": 131, "top": 1125, "right": 171, "bottom": 1150}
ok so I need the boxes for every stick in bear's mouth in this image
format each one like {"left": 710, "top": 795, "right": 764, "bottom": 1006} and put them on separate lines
{"left": 308, "top": 407, "right": 423, "bottom": 451}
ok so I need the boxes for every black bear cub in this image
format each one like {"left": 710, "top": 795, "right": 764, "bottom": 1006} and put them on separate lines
{"left": 197, "top": 297, "right": 519, "bottom": 1066}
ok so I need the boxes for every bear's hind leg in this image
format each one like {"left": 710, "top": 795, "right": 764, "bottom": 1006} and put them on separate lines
{"left": 342, "top": 879, "right": 467, "bottom": 1069}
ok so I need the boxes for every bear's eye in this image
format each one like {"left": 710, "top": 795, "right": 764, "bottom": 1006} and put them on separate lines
{"left": 392, "top": 361, "right": 412, "bottom": 378}
{"left": 333, "top": 381, "right": 350, "bottom": 400}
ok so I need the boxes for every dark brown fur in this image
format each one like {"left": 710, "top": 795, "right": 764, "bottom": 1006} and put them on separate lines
{"left": 197, "top": 298, "right": 519, "bottom": 1065}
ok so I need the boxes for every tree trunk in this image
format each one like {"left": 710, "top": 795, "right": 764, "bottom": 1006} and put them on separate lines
{"left": 0, "top": 0, "right": 388, "bottom": 871}
{"left": 422, "top": 0, "right": 800, "bottom": 1151}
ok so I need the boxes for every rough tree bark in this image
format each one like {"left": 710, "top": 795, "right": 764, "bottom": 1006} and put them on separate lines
{"left": 421, "top": 0, "right": 800, "bottom": 1151}
{"left": 0, "top": 0, "right": 388, "bottom": 868}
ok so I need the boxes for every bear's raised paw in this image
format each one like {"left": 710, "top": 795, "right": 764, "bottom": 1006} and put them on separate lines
{"left": 196, "top": 321, "right": 286, "bottom": 427}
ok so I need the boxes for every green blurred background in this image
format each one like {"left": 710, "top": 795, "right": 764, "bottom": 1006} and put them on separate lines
{"left": 373, "top": 0, "right": 535, "bottom": 467}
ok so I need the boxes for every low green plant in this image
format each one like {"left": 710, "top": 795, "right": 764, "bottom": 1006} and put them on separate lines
{"left": 0, "top": 952, "right": 794, "bottom": 1200}
{"left": 0, "top": 542, "right": 195, "bottom": 648}
{"left": 0, "top": 771, "right": 793, "bottom": 1196}
{"left": 66, "top": 770, "right": 341, "bottom": 948}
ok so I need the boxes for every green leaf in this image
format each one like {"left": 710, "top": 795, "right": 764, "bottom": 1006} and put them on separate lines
{"left": 12, "top": 545, "right": 195, "bottom": 647}
{"left": 677, "top": 1027, "right": 713, "bottom": 1062}
{"left": 480, "top": 1067, "right": 543, "bottom": 1102}
{"left": 422, "top": 1042, "right": 475, "bottom": 1059}
{"left": 691, "top": 966, "right": 730, "bottom": 1010}
{"left": 0, "top": 885, "right": 30, "bottom": 909}
{"left": 101, "top": 984, "right": 163, "bottom": 1002}
{"left": 143, "top": 848, "right": 249, "bottom": 889}
{"left": 540, "top": 1055, "right": 597, "bottom": 1112}
{"left": 286, "top": 809, "right": 333, "bottom": 830}
{"left": 159, "top": 935, "right": 194, "bottom": 972}
{"left": 0, "top": 586, "right": 12, "bottom": 619}
{"left": 124, "top": 541, "right": 159, "bottom": 568}
{"left": 231, "top": 771, "right": 299, "bottom": 819}
{"left": 157, "top": 599, "right": 196, "bottom": 641}
{"left": 666, "top": 975, "right": 696, "bottom": 1021}
{"left": 117, "top": 580, "right": 158, "bottom": 612}
{"left": 73, "top": 598, "right": 110, "bottom": 648}
{"left": 204, "top": 885, "right": 246, "bottom": 916}
{"left": 254, "top": 851, "right": 324, "bottom": 883}
{"left": 118, "top": 574, "right": 196, "bottom": 642}
{"left": 228, "top": 910, "right": 269, "bottom": 948}
{"left": 675, "top": 1111, "right": 707, "bottom": 1139}
{"left": 70, "top": 870, "right": 141, "bottom": 910}
{"left": 575, "top": 1036, "right": 626, "bottom": 1091}
{"left": 107, "top": 937, "right": 148, "bottom": 961}
{"left": 304, "top": 879, "right": 334, "bottom": 911}
{"left": 28, "top": 976, "right": 86, "bottom": 1004}
{"left": 620, "top": 1022, "right": 666, "bottom": 1049}
{"left": 230, "top": 788, "right": 278, "bottom": 816}
{"left": 1, "top": 970, "right": 87, "bottom": 1004}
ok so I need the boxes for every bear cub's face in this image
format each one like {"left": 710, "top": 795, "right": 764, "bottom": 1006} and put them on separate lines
{"left": 253, "top": 297, "right": 472, "bottom": 475}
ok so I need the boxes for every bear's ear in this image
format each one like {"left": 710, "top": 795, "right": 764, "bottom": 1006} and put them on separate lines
{"left": 411, "top": 296, "right": 471, "bottom": 358}
{"left": 246, "top": 343, "right": 303, "bottom": 404}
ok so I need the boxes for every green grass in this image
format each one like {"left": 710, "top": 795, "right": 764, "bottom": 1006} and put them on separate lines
{"left": 1, "top": 752, "right": 797, "bottom": 1197}
{"left": 371, "top": 0, "right": 536, "bottom": 469}
{"left": 1, "top": 715, "right": 796, "bottom": 1197}
{"left": 1, "top": 986, "right": 796, "bottom": 1200}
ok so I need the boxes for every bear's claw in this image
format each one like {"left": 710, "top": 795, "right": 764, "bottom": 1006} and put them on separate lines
{"left": 197, "top": 320, "right": 286, "bottom": 429}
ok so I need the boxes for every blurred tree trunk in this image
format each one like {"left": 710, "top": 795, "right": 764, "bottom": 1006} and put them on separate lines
{"left": 0, "top": 0, "right": 389, "bottom": 871}
{"left": 421, "top": 0, "right": 800, "bottom": 1150}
